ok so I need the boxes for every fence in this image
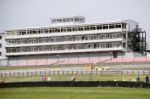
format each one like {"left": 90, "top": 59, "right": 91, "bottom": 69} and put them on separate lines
{"left": 0, "top": 81, "right": 150, "bottom": 88}
{"left": 1, "top": 56, "right": 150, "bottom": 66}
{"left": 0, "top": 70, "right": 150, "bottom": 83}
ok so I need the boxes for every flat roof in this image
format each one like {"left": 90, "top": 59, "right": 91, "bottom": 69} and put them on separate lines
{"left": 5, "top": 19, "right": 137, "bottom": 32}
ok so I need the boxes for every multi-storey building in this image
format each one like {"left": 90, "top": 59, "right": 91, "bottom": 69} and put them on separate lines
{"left": 4, "top": 16, "right": 146, "bottom": 66}
{"left": 0, "top": 33, "right": 6, "bottom": 59}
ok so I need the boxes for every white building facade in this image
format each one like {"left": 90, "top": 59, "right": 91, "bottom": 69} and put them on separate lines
{"left": 3, "top": 16, "right": 146, "bottom": 66}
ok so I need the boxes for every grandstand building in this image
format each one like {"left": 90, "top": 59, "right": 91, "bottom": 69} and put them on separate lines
{"left": 0, "top": 33, "right": 6, "bottom": 59}
{"left": 4, "top": 16, "right": 146, "bottom": 66}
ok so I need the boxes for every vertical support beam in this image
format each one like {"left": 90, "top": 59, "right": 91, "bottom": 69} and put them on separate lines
{"left": 145, "top": 31, "right": 146, "bottom": 51}
{"left": 142, "top": 32, "right": 144, "bottom": 53}
{"left": 144, "top": 31, "right": 146, "bottom": 55}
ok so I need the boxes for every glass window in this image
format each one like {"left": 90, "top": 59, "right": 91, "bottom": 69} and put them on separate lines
{"left": 103, "top": 24, "right": 108, "bottom": 29}
{"left": 78, "top": 26, "right": 84, "bottom": 31}
{"left": 90, "top": 25, "right": 96, "bottom": 30}
{"left": 122, "top": 23, "right": 126, "bottom": 29}
{"left": 84, "top": 26, "right": 90, "bottom": 30}
{"left": 109, "top": 24, "right": 115, "bottom": 29}
{"left": 116, "top": 24, "right": 122, "bottom": 28}
{"left": 97, "top": 25, "right": 102, "bottom": 30}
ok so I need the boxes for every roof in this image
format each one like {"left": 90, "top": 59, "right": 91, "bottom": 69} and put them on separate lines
{"left": 5, "top": 19, "right": 137, "bottom": 32}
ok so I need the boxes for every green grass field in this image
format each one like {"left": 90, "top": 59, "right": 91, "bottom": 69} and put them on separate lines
{"left": 0, "top": 87, "right": 150, "bottom": 99}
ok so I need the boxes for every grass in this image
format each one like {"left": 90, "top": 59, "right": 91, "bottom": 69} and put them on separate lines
{"left": 0, "top": 87, "right": 150, "bottom": 99}
{"left": 0, "top": 65, "right": 56, "bottom": 70}
{"left": 1, "top": 61, "right": 150, "bottom": 70}
{"left": 0, "top": 64, "right": 82, "bottom": 70}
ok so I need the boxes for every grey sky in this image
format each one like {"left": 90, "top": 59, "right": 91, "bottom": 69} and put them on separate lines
{"left": 0, "top": 0, "right": 150, "bottom": 48}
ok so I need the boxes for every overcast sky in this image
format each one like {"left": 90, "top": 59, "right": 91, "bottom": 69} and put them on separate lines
{"left": 0, "top": 0, "right": 150, "bottom": 48}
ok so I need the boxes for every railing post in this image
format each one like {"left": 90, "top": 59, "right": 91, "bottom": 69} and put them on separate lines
{"left": 57, "top": 71, "right": 59, "bottom": 75}
{"left": 0, "top": 73, "right": 2, "bottom": 77}
{"left": 71, "top": 71, "right": 73, "bottom": 76}
{"left": 81, "top": 70, "right": 83, "bottom": 75}
{"left": 9, "top": 72, "right": 11, "bottom": 77}
{"left": 62, "top": 71, "right": 64, "bottom": 75}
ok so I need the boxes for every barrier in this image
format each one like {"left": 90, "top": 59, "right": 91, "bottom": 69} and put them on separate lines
{"left": 1, "top": 56, "right": 150, "bottom": 66}
{"left": 0, "top": 81, "right": 150, "bottom": 88}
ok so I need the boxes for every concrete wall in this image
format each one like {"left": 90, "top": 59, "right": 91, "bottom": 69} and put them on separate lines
{"left": 0, "top": 52, "right": 149, "bottom": 66}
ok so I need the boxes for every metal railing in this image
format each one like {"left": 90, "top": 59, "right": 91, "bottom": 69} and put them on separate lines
{"left": 0, "top": 70, "right": 150, "bottom": 83}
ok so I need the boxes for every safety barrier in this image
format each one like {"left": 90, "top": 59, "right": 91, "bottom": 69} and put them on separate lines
{"left": 0, "top": 81, "right": 150, "bottom": 88}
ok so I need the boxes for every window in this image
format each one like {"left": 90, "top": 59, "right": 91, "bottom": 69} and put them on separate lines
{"left": 97, "top": 25, "right": 102, "bottom": 30}
{"left": 51, "top": 19, "right": 57, "bottom": 23}
{"left": 0, "top": 44, "right": 1, "bottom": 48}
{"left": 0, "top": 36, "right": 2, "bottom": 39}
{"left": 115, "top": 24, "right": 121, "bottom": 28}
{"left": 0, "top": 52, "right": 1, "bottom": 56}
{"left": 78, "top": 27, "right": 84, "bottom": 31}
{"left": 123, "top": 34, "right": 126, "bottom": 39}
{"left": 67, "top": 27, "right": 72, "bottom": 32}
{"left": 123, "top": 43, "right": 126, "bottom": 48}
{"left": 72, "top": 27, "right": 78, "bottom": 31}
{"left": 113, "top": 52, "right": 117, "bottom": 58}
{"left": 84, "top": 26, "right": 90, "bottom": 30}
{"left": 57, "top": 19, "right": 62, "bottom": 23}
{"left": 75, "top": 18, "right": 80, "bottom": 22}
{"left": 50, "top": 29, "right": 55, "bottom": 33}
{"left": 44, "top": 29, "right": 49, "bottom": 33}
{"left": 122, "top": 23, "right": 126, "bottom": 29}
{"left": 103, "top": 24, "right": 108, "bottom": 29}
{"left": 106, "top": 34, "right": 111, "bottom": 38}
{"left": 90, "top": 25, "right": 96, "bottom": 30}
{"left": 109, "top": 24, "right": 115, "bottom": 29}
{"left": 22, "top": 31, "right": 26, "bottom": 35}
{"left": 55, "top": 28, "right": 61, "bottom": 32}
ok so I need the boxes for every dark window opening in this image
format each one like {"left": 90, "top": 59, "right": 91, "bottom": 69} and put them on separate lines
{"left": 123, "top": 34, "right": 126, "bottom": 39}
{"left": 44, "top": 29, "right": 49, "bottom": 33}
{"left": 94, "top": 44, "right": 97, "bottom": 48}
{"left": 90, "top": 25, "right": 96, "bottom": 30}
{"left": 72, "top": 27, "right": 78, "bottom": 31}
{"left": 116, "top": 24, "right": 121, "bottom": 28}
{"left": 78, "top": 27, "right": 84, "bottom": 31}
{"left": 109, "top": 24, "right": 115, "bottom": 29}
{"left": 123, "top": 43, "right": 126, "bottom": 48}
{"left": 103, "top": 25, "right": 108, "bottom": 29}
{"left": 82, "top": 36, "right": 85, "bottom": 40}
{"left": 97, "top": 25, "right": 102, "bottom": 30}
{"left": 113, "top": 52, "right": 118, "bottom": 58}
{"left": 122, "top": 23, "right": 126, "bottom": 29}
{"left": 84, "top": 26, "right": 90, "bottom": 30}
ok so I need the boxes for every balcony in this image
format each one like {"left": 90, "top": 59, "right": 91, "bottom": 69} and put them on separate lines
{"left": 5, "top": 28, "right": 123, "bottom": 39}
{"left": 6, "top": 46, "right": 125, "bottom": 56}
{"left": 5, "top": 38, "right": 123, "bottom": 47}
